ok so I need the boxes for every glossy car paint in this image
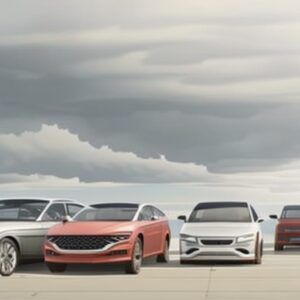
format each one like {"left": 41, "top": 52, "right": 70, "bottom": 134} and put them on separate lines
{"left": 44, "top": 204, "right": 170, "bottom": 265}
{"left": 179, "top": 202, "right": 263, "bottom": 262}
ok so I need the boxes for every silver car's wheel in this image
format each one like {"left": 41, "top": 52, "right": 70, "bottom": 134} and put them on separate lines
{"left": 125, "top": 238, "right": 142, "bottom": 274}
{"left": 0, "top": 238, "right": 18, "bottom": 276}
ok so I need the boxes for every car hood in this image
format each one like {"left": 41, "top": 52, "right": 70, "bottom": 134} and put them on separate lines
{"left": 48, "top": 221, "right": 137, "bottom": 235}
{"left": 180, "top": 222, "right": 258, "bottom": 237}
{"left": 0, "top": 221, "right": 40, "bottom": 233}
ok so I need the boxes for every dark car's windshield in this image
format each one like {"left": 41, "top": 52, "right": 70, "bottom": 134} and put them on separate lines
{"left": 281, "top": 206, "right": 300, "bottom": 219}
{"left": 75, "top": 203, "right": 138, "bottom": 221}
{"left": 189, "top": 202, "right": 252, "bottom": 223}
{"left": 0, "top": 199, "right": 49, "bottom": 221}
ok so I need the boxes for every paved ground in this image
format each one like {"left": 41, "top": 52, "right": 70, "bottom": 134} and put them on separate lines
{"left": 2, "top": 248, "right": 300, "bottom": 300}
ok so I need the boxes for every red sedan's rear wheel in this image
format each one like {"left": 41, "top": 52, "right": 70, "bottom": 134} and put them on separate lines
{"left": 125, "top": 237, "right": 143, "bottom": 274}
{"left": 157, "top": 239, "right": 169, "bottom": 263}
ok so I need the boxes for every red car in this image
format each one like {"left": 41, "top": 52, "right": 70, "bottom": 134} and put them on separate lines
{"left": 44, "top": 203, "right": 170, "bottom": 274}
{"left": 270, "top": 205, "right": 300, "bottom": 251}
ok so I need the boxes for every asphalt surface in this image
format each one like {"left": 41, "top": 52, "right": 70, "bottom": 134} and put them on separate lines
{"left": 2, "top": 248, "right": 300, "bottom": 300}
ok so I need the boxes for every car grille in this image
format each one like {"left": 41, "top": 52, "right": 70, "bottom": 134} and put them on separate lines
{"left": 47, "top": 235, "right": 125, "bottom": 250}
{"left": 201, "top": 239, "right": 233, "bottom": 245}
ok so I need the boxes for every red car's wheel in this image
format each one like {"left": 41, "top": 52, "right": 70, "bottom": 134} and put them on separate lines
{"left": 46, "top": 262, "right": 67, "bottom": 273}
{"left": 274, "top": 244, "right": 284, "bottom": 251}
{"left": 157, "top": 239, "right": 169, "bottom": 263}
{"left": 125, "top": 237, "right": 143, "bottom": 274}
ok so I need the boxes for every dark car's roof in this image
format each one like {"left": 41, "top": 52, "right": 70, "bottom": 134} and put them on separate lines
{"left": 283, "top": 205, "right": 300, "bottom": 210}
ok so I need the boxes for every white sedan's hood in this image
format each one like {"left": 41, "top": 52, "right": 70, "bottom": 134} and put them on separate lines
{"left": 181, "top": 222, "right": 258, "bottom": 237}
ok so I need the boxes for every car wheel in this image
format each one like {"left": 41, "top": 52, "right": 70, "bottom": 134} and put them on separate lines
{"left": 46, "top": 262, "right": 67, "bottom": 273}
{"left": 157, "top": 239, "right": 169, "bottom": 263}
{"left": 125, "top": 237, "right": 143, "bottom": 274}
{"left": 0, "top": 238, "right": 19, "bottom": 276}
{"left": 254, "top": 239, "right": 262, "bottom": 265}
{"left": 274, "top": 244, "right": 284, "bottom": 251}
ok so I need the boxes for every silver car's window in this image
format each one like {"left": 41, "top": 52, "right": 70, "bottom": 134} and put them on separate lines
{"left": 76, "top": 204, "right": 138, "bottom": 221}
{"left": 42, "top": 203, "right": 66, "bottom": 221}
{"left": 0, "top": 200, "right": 49, "bottom": 221}
{"left": 189, "top": 202, "right": 252, "bottom": 223}
{"left": 67, "top": 204, "right": 83, "bottom": 217}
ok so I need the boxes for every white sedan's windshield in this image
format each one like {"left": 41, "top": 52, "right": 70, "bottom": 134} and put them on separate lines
{"left": 189, "top": 202, "right": 252, "bottom": 223}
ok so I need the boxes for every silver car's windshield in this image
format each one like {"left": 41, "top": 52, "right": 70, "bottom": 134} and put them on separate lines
{"left": 0, "top": 200, "right": 49, "bottom": 221}
{"left": 189, "top": 202, "right": 252, "bottom": 223}
{"left": 75, "top": 204, "right": 138, "bottom": 221}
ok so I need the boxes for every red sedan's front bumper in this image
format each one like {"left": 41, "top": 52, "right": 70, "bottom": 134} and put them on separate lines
{"left": 44, "top": 241, "right": 133, "bottom": 264}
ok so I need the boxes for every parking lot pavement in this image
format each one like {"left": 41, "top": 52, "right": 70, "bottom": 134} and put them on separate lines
{"left": 2, "top": 249, "right": 300, "bottom": 300}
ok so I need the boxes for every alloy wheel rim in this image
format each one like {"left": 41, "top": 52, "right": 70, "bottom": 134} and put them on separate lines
{"left": 133, "top": 241, "right": 142, "bottom": 271}
{"left": 0, "top": 241, "right": 17, "bottom": 275}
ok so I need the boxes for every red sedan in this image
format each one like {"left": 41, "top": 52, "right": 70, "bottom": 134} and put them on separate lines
{"left": 44, "top": 203, "right": 170, "bottom": 274}
{"left": 270, "top": 205, "right": 300, "bottom": 251}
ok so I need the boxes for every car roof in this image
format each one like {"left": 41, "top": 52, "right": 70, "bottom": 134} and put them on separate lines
{"left": 0, "top": 198, "right": 83, "bottom": 204}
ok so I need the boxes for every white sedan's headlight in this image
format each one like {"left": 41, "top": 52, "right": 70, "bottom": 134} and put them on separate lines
{"left": 180, "top": 234, "right": 197, "bottom": 243}
{"left": 236, "top": 233, "right": 255, "bottom": 243}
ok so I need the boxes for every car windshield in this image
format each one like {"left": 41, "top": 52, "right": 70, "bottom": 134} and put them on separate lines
{"left": 189, "top": 202, "right": 252, "bottom": 223}
{"left": 281, "top": 207, "right": 300, "bottom": 219}
{"left": 75, "top": 204, "right": 138, "bottom": 221}
{"left": 0, "top": 199, "right": 49, "bottom": 221}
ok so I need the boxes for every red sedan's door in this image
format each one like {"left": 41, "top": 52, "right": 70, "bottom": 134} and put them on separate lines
{"left": 138, "top": 206, "right": 163, "bottom": 257}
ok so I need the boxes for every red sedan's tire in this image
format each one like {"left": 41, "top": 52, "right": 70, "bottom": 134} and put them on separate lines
{"left": 274, "top": 244, "right": 284, "bottom": 251}
{"left": 125, "top": 237, "right": 143, "bottom": 274}
{"left": 46, "top": 262, "right": 67, "bottom": 273}
{"left": 157, "top": 239, "right": 169, "bottom": 263}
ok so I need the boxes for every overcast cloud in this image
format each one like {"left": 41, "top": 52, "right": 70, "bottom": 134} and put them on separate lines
{"left": 1, "top": 1, "right": 300, "bottom": 193}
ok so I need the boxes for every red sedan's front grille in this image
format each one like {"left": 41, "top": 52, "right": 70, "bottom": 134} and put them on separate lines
{"left": 47, "top": 235, "right": 129, "bottom": 250}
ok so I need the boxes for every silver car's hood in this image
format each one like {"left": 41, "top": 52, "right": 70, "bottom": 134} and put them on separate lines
{"left": 180, "top": 222, "right": 259, "bottom": 237}
{"left": 0, "top": 221, "right": 40, "bottom": 233}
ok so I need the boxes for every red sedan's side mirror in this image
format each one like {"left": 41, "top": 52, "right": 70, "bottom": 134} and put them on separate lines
{"left": 62, "top": 215, "right": 72, "bottom": 223}
{"left": 269, "top": 215, "right": 278, "bottom": 220}
{"left": 151, "top": 216, "right": 159, "bottom": 221}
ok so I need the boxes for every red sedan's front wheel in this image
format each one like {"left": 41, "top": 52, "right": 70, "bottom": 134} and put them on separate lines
{"left": 157, "top": 239, "right": 169, "bottom": 263}
{"left": 125, "top": 237, "right": 143, "bottom": 274}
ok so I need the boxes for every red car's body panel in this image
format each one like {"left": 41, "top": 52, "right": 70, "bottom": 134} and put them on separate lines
{"left": 44, "top": 218, "right": 170, "bottom": 264}
{"left": 275, "top": 219, "right": 300, "bottom": 246}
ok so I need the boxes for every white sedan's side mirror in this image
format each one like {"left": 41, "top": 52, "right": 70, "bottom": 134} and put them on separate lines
{"left": 257, "top": 218, "right": 264, "bottom": 223}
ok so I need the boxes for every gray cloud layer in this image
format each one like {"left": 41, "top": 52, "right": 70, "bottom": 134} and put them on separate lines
{"left": 1, "top": 0, "right": 300, "bottom": 179}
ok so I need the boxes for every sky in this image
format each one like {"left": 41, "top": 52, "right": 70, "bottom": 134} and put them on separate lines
{"left": 1, "top": 0, "right": 300, "bottom": 218}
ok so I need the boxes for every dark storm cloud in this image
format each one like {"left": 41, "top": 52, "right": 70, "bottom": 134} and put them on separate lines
{"left": 1, "top": 0, "right": 300, "bottom": 181}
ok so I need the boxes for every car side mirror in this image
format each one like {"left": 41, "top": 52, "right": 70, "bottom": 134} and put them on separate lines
{"left": 62, "top": 215, "right": 72, "bottom": 223}
{"left": 178, "top": 215, "right": 187, "bottom": 222}
{"left": 257, "top": 218, "right": 264, "bottom": 223}
{"left": 151, "top": 216, "right": 159, "bottom": 221}
{"left": 269, "top": 214, "right": 278, "bottom": 220}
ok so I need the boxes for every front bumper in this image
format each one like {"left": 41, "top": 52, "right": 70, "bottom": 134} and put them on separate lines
{"left": 180, "top": 237, "right": 256, "bottom": 261}
{"left": 44, "top": 240, "right": 133, "bottom": 264}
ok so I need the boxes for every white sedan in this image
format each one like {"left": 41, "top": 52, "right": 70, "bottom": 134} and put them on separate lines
{"left": 178, "top": 202, "right": 264, "bottom": 264}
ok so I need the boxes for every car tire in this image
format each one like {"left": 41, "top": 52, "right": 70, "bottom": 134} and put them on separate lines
{"left": 254, "top": 238, "right": 262, "bottom": 265}
{"left": 157, "top": 239, "right": 169, "bottom": 263}
{"left": 125, "top": 237, "right": 143, "bottom": 274}
{"left": 0, "top": 238, "right": 19, "bottom": 276}
{"left": 46, "top": 262, "right": 67, "bottom": 273}
{"left": 274, "top": 244, "right": 284, "bottom": 251}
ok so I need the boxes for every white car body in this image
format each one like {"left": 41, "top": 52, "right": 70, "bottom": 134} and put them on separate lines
{"left": 179, "top": 202, "right": 263, "bottom": 262}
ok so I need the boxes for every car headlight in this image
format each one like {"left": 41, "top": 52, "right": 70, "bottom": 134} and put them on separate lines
{"left": 180, "top": 234, "right": 197, "bottom": 243}
{"left": 236, "top": 233, "right": 255, "bottom": 243}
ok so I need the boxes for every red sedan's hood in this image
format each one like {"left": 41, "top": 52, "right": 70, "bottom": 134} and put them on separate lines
{"left": 48, "top": 221, "right": 137, "bottom": 235}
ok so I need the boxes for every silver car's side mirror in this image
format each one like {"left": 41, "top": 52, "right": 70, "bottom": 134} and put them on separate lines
{"left": 178, "top": 215, "right": 187, "bottom": 222}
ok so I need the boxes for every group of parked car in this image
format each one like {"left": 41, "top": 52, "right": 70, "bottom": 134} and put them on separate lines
{"left": 0, "top": 198, "right": 298, "bottom": 276}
